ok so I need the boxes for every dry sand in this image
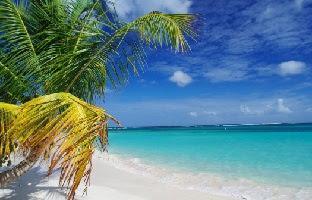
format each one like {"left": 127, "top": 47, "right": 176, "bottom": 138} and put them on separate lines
{"left": 0, "top": 155, "right": 233, "bottom": 200}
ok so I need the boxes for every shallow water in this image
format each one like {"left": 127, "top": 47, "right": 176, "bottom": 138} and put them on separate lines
{"left": 107, "top": 124, "right": 312, "bottom": 199}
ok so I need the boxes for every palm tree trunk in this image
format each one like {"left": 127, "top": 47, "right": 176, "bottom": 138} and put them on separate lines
{"left": 0, "top": 144, "right": 43, "bottom": 187}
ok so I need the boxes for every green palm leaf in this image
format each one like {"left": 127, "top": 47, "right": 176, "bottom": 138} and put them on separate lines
{"left": 42, "top": 11, "right": 196, "bottom": 101}
{"left": 0, "top": 1, "right": 196, "bottom": 199}
{"left": 0, "top": 0, "right": 39, "bottom": 102}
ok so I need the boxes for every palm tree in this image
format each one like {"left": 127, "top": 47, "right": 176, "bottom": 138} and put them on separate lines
{"left": 0, "top": 0, "right": 196, "bottom": 199}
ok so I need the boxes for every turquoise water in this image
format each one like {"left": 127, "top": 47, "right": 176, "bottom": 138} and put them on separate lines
{"left": 108, "top": 124, "right": 312, "bottom": 187}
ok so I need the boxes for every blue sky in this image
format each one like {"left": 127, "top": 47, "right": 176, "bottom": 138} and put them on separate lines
{"left": 100, "top": 0, "right": 312, "bottom": 126}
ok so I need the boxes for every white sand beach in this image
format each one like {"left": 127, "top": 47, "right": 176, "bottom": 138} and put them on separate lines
{"left": 0, "top": 154, "right": 233, "bottom": 200}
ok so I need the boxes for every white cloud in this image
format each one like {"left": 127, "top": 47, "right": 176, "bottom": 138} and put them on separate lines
{"left": 105, "top": 95, "right": 312, "bottom": 126}
{"left": 240, "top": 104, "right": 270, "bottom": 115}
{"left": 147, "top": 1, "right": 311, "bottom": 83}
{"left": 277, "top": 98, "right": 292, "bottom": 113}
{"left": 110, "top": 0, "right": 192, "bottom": 20}
{"left": 169, "top": 71, "right": 192, "bottom": 87}
{"left": 240, "top": 105, "right": 252, "bottom": 114}
{"left": 278, "top": 61, "right": 306, "bottom": 76}
{"left": 190, "top": 111, "right": 216, "bottom": 117}
{"left": 189, "top": 111, "right": 198, "bottom": 117}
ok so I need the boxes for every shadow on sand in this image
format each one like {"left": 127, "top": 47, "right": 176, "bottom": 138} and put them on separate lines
{"left": 1, "top": 167, "right": 67, "bottom": 200}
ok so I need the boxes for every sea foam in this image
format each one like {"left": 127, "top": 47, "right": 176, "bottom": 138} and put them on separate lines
{"left": 96, "top": 152, "right": 312, "bottom": 200}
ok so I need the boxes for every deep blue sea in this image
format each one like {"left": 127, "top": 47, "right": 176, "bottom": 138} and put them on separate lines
{"left": 108, "top": 123, "right": 312, "bottom": 188}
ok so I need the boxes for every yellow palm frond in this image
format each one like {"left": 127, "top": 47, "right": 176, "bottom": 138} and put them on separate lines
{"left": 1, "top": 93, "right": 118, "bottom": 199}
{"left": 0, "top": 102, "right": 19, "bottom": 158}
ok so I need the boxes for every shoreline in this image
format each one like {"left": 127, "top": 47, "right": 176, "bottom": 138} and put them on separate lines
{"left": 1, "top": 153, "right": 311, "bottom": 200}
{"left": 98, "top": 153, "right": 312, "bottom": 200}
{"left": 0, "top": 153, "right": 232, "bottom": 200}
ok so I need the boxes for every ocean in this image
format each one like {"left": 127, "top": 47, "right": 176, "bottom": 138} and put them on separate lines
{"left": 107, "top": 123, "right": 312, "bottom": 199}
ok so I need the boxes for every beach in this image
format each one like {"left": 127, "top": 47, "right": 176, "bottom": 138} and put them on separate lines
{"left": 1, "top": 152, "right": 311, "bottom": 200}
{"left": 0, "top": 153, "right": 232, "bottom": 200}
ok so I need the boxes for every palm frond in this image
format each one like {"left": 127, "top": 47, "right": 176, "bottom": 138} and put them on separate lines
{"left": 2, "top": 92, "right": 118, "bottom": 199}
{"left": 0, "top": 102, "right": 19, "bottom": 163}
{"left": 58, "top": 11, "right": 196, "bottom": 99}
{"left": 0, "top": 0, "right": 36, "bottom": 54}
{"left": 132, "top": 12, "right": 197, "bottom": 52}
{"left": 0, "top": 0, "right": 39, "bottom": 101}
{"left": 0, "top": 1, "right": 197, "bottom": 199}
{"left": 0, "top": 60, "right": 27, "bottom": 103}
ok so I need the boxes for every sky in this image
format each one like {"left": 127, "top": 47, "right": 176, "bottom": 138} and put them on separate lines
{"left": 99, "top": 0, "right": 312, "bottom": 127}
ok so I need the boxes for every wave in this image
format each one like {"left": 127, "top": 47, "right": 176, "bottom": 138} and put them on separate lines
{"left": 96, "top": 152, "right": 312, "bottom": 200}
